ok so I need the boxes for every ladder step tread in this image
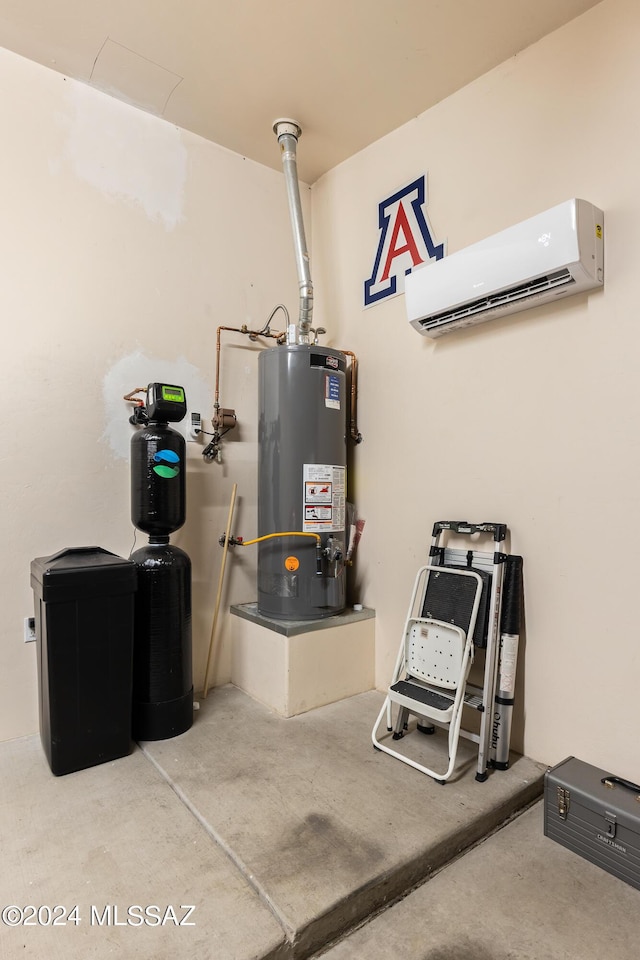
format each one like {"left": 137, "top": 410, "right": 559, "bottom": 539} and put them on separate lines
{"left": 464, "top": 694, "right": 483, "bottom": 708}
{"left": 389, "top": 681, "right": 483, "bottom": 712}
{"left": 389, "top": 680, "right": 453, "bottom": 711}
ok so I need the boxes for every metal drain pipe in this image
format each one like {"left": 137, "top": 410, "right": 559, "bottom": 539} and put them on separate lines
{"left": 273, "top": 118, "right": 313, "bottom": 344}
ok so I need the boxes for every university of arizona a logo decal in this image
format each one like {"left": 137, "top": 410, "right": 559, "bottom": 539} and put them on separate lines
{"left": 364, "top": 175, "right": 445, "bottom": 307}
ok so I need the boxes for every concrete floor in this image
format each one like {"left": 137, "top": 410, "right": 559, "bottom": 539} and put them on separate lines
{"left": 0, "top": 686, "right": 635, "bottom": 959}
{"left": 320, "top": 800, "right": 640, "bottom": 960}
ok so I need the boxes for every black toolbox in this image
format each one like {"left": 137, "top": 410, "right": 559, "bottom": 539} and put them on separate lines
{"left": 544, "top": 756, "right": 640, "bottom": 890}
{"left": 30, "top": 547, "right": 137, "bottom": 776}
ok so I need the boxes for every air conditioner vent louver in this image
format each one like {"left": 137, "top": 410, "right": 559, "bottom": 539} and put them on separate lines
{"left": 419, "top": 268, "right": 574, "bottom": 332}
{"left": 405, "top": 199, "right": 604, "bottom": 338}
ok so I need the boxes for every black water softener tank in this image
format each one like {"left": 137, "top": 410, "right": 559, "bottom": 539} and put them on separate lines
{"left": 130, "top": 384, "right": 193, "bottom": 741}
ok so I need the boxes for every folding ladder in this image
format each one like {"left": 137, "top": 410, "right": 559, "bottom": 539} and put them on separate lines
{"left": 371, "top": 521, "right": 507, "bottom": 783}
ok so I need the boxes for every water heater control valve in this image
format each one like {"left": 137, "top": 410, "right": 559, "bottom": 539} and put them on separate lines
{"left": 325, "top": 537, "right": 344, "bottom": 563}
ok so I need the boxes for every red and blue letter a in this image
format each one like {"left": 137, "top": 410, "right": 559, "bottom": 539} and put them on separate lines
{"left": 364, "top": 176, "right": 445, "bottom": 307}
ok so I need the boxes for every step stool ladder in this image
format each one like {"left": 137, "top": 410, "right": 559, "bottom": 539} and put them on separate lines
{"left": 371, "top": 521, "right": 507, "bottom": 783}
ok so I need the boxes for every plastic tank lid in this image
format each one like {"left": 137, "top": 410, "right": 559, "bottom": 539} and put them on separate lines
{"left": 30, "top": 547, "right": 137, "bottom": 600}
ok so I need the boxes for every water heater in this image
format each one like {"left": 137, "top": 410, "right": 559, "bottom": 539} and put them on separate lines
{"left": 258, "top": 344, "right": 347, "bottom": 619}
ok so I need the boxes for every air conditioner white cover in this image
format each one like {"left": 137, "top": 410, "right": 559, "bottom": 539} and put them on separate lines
{"left": 405, "top": 199, "right": 604, "bottom": 337}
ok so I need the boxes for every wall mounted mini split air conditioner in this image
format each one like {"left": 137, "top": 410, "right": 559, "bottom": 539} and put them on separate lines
{"left": 405, "top": 198, "right": 604, "bottom": 338}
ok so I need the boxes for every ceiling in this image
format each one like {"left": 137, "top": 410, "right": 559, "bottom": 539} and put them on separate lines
{"left": 0, "top": 0, "right": 601, "bottom": 183}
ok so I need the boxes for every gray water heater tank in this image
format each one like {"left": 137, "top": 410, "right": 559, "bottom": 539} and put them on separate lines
{"left": 258, "top": 344, "right": 347, "bottom": 620}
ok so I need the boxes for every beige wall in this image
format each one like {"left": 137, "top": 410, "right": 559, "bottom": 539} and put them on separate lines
{"left": 0, "top": 47, "right": 306, "bottom": 741}
{"left": 3, "top": 0, "right": 638, "bottom": 782}
{"left": 312, "top": 0, "right": 639, "bottom": 779}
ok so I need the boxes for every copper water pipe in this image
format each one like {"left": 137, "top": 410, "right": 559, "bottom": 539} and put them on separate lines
{"left": 214, "top": 325, "right": 361, "bottom": 444}
{"left": 214, "top": 324, "right": 284, "bottom": 407}
{"left": 123, "top": 387, "right": 147, "bottom": 406}
{"left": 338, "top": 349, "right": 363, "bottom": 444}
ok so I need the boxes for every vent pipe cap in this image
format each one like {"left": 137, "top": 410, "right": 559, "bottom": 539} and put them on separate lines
{"left": 273, "top": 118, "right": 302, "bottom": 141}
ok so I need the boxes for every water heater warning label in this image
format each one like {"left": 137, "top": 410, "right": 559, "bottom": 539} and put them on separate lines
{"left": 325, "top": 374, "right": 340, "bottom": 410}
{"left": 305, "top": 481, "right": 332, "bottom": 504}
{"left": 303, "top": 464, "right": 345, "bottom": 532}
{"left": 305, "top": 505, "right": 332, "bottom": 521}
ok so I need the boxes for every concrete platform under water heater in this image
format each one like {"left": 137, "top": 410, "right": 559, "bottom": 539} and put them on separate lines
{"left": 230, "top": 603, "right": 375, "bottom": 717}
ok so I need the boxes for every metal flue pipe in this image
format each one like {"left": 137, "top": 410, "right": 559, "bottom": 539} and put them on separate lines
{"left": 273, "top": 118, "right": 313, "bottom": 344}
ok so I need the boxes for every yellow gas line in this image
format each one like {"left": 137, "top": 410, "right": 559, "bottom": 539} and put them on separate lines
{"left": 235, "top": 531, "right": 320, "bottom": 546}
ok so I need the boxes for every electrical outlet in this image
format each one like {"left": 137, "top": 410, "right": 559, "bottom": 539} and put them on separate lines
{"left": 188, "top": 411, "right": 202, "bottom": 442}
{"left": 24, "top": 617, "right": 36, "bottom": 643}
